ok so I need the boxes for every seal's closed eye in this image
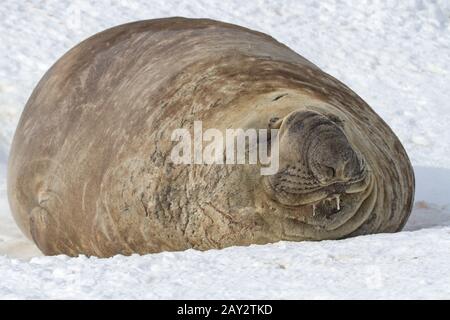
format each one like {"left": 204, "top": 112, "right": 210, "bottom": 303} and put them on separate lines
{"left": 268, "top": 116, "right": 282, "bottom": 129}
{"left": 326, "top": 113, "right": 344, "bottom": 127}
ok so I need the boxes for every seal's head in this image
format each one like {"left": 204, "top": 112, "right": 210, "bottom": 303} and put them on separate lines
{"left": 262, "top": 109, "right": 373, "bottom": 236}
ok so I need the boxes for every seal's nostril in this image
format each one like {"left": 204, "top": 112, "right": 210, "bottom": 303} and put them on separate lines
{"left": 322, "top": 162, "right": 349, "bottom": 181}
{"left": 339, "top": 160, "right": 352, "bottom": 180}
{"left": 343, "top": 152, "right": 363, "bottom": 179}
{"left": 314, "top": 150, "right": 357, "bottom": 183}
{"left": 323, "top": 165, "right": 336, "bottom": 179}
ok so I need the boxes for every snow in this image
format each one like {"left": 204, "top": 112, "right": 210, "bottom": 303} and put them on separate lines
{"left": 0, "top": 0, "right": 449, "bottom": 299}
{"left": 1, "top": 230, "right": 450, "bottom": 299}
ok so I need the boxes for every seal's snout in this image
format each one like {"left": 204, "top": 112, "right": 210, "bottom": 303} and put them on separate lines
{"left": 277, "top": 109, "right": 365, "bottom": 186}
{"left": 308, "top": 129, "right": 364, "bottom": 185}
{"left": 264, "top": 110, "right": 368, "bottom": 209}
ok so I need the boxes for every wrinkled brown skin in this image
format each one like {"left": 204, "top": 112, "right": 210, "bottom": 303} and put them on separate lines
{"left": 7, "top": 18, "right": 415, "bottom": 257}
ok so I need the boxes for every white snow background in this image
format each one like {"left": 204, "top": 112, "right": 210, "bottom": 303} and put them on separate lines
{"left": 0, "top": 0, "right": 450, "bottom": 299}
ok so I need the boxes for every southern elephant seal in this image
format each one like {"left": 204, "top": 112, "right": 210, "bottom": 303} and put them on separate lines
{"left": 7, "top": 18, "right": 414, "bottom": 257}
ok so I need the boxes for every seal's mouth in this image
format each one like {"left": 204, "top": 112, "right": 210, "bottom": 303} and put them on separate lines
{"left": 275, "top": 193, "right": 343, "bottom": 217}
{"left": 262, "top": 170, "right": 374, "bottom": 231}
{"left": 263, "top": 168, "right": 369, "bottom": 207}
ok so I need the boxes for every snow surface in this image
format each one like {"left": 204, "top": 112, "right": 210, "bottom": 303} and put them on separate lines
{"left": 0, "top": 0, "right": 450, "bottom": 299}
